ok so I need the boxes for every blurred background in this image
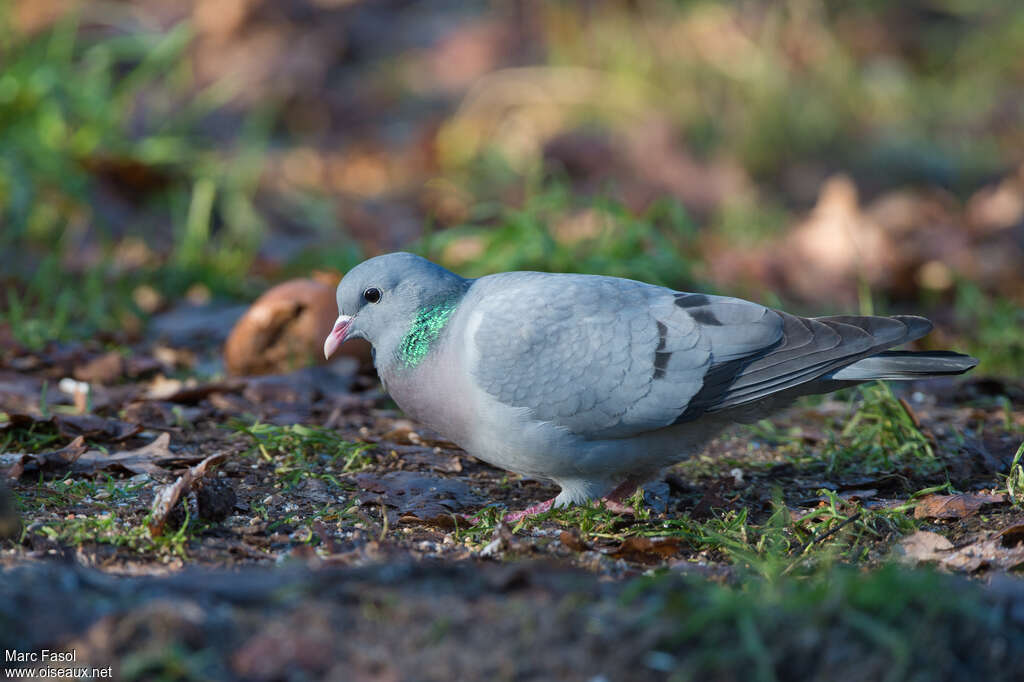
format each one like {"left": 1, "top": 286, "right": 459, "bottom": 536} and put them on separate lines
{"left": 2, "top": 0, "right": 1022, "bottom": 377}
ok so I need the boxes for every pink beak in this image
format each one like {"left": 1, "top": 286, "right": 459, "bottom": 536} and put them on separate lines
{"left": 323, "top": 315, "right": 353, "bottom": 359}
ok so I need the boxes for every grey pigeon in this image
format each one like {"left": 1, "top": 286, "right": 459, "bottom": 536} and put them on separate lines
{"left": 324, "top": 253, "right": 977, "bottom": 517}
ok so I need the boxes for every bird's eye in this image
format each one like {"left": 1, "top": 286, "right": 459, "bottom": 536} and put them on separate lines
{"left": 362, "top": 287, "right": 382, "bottom": 304}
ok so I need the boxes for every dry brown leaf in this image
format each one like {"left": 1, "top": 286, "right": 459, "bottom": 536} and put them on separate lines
{"left": 73, "top": 351, "right": 126, "bottom": 384}
{"left": 0, "top": 412, "right": 141, "bottom": 442}
{"left": 149, "top": 452, "right": 229, "bottom": 536}
{"left": 608, "top": 536, "right": 684, "bottom": 563}
{"left": 899, "top": 527, "right": 1024, "bottom": 573}
{"left": 71, "top": 432, "right": 183, "bottom": 476}
{"left": 913, "top": 492, "right": 1007, "bottom": 519}
{"left": 559, "top": 529, "right": 588, "bottom": 552}
{"left": 223, "top": 278, "right": 371, "bottom": 376}
{"left": 940, "top": 537, "right": 1024, "bottom": 573}
{"left": 997, "top": 524, "right": 1024, "bottom": 549}
{"left": 897, "top": 530, "right": 954, "bottom": 564}
{"left": 3, "top": 436, "right": 89, "bottom": 479}
{"left": 145, "top": 376, "right": 244, "bottom": 403}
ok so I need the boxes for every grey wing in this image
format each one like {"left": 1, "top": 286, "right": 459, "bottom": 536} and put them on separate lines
{"left": 468, "top": 273, "right": 782, "bottom": 438}
{"left": 674, "top": 312, "right": 934, "bottom": 421}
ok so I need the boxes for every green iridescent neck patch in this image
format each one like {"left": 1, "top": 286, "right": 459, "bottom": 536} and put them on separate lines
{"left": 396, "top": 296, "right": 461, "bottom": 369}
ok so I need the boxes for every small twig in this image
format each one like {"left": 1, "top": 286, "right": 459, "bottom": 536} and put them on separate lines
{"left": 783, "top": 512, "right": 863, "bottom": 575}
{"left": 897, "top": 397, "right": 921, "bottom": 429}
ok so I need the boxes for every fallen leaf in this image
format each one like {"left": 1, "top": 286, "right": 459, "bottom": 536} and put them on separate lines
{"left": 355, "top": 471, "right": 485, "bottom": 527}
{"left": 899, "top": 528, "right": 1024, "bottom": 573}
{"left": 3, "top": 437, "right": 89, "bottom": 479}
{"left": 913, "top": 492, "right": 1007, "bottom": 519}
{"left": 73, "top": 351, "right": 125, "bottom": 384}
{"left": 897, "top": 531, "right": 954, "bottom": 564}
{"left": 559, "top": 529, "right": 588, "bottom": 552}
{"left": 940, "top": 536, "right": 1024, "bottom": 573}
{"left": 73, "top": 433, "right": 191, "bottom": 476}
{"left": 0, "top": 412, "right": 141, "bottom": 442}
{"left": 145, "top": 376, "right": 244, "bottom": 403}
{"left": 53, "top": 414, "right": 142, "bottom": 442}
{"left": 997, "top": 524, "right": 1024, "bottom": 549}
{"left": 224, "top": 278, "right": 372, "bottom": 376}
{"left": 608, "top": 536, "right": 684, "bottom": 563}
{"left": 149, "top": 452, "right": 229, "bottom": 535}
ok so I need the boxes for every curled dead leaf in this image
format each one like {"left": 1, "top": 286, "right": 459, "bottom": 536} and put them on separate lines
{"left": 73, "top": 351, "right": 126, "bottom": 384}
{"left": 608, "top": 536, "right": 684, "bottom": 563}
{"left": 897, "top": 530, "right": 954, "bottom": 564}
{"left": 224, "top": 278, "right": 371, "bottom": 376}
{"left": 3, "top": 437, "right": 88, "bottom": 479}
{"left": 559, "top": 529, "right": 588, "bottom": 552}
{"left": 149, "top": 452, "right": 229, "bottom": 536}
{"left": 997, "top": 524, "right": 1024, "bottom": 549}
{"left": 145, "top": 376, "right": 244, "bottom": 403}
{"left": 0, "top": 413, "right": 141, "bottom": 442}
{"left": 913, "top": 492, "right": 1007, "bottom": 520}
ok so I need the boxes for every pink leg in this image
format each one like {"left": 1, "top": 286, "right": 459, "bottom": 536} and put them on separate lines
{"left": 503, "top": 497, "right": 555, "bottom": 523}
{"left": 463, "top": 481, "right": 643, "bottom": 526}
{"left": 457, "top": 497, "right": 557, "bottom": 527}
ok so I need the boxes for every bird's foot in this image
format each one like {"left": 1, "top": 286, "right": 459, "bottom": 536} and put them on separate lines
{"left": 456, "top": 498, "right": 557, "bottom": 526}
{"left": 502, "top": 498, "right": 555, "bottom": 524}
{"left": 463, "top": 484, "right": 639, "bottom": 526}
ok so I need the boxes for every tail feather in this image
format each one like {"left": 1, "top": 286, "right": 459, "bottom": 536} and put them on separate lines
{"left": 827, "top": 350, "right": 978, "bottom": 381}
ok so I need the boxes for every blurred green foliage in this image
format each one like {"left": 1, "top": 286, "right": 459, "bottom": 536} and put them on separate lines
{"left": 0, "top": 10, "right": 272, "bottom": 345}
{"left": 0, "top": 1, "right": 1021, "bottom": 379}
{"left": 627, "top": 562, "right": 1023, "bottom": 681}
{"left": 423, "top": 180, "right": 700, "bottom": 289}
{"left": 0, "top": 12, "right": 266, "bottom": 248}
{"left": 955, "top": 283, "right": 1024, "bottom": 378}
{"left": 530, "top": 1, "right": 1024, "bottom": 189}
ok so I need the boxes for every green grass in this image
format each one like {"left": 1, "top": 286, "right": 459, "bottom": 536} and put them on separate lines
{"left": 825, "top": 382, "right": 941, "bottom": 477}
{"left": 34, "top": 511, "right": 194, "bottom": 559}
{"left": 437, "top": 2, "right": 1023, "bottom": 192}
{"left": 233, "top": 422, "right": 373, "bottom": 488}
{"left": 457, "top": 485, "right": 920, "bottom": 580}
{"left": 10, "top": 470, "right": 193, "bottom": 557}
{"left": 0, "top": 10, "right": 268, "bottom": 251}
{"left": 0, "top": 9, "right": 274, "bottom": 348}
{"left": 955, "top": 283, "right": 1024, "bottom": 377}
{"left": 422, "top": 179, "right": 700, "bottom": 289}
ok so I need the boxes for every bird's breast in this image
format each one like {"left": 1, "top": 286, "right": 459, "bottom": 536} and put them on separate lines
{"left": 380, "top": 350, "right": 477, "bottom": 446}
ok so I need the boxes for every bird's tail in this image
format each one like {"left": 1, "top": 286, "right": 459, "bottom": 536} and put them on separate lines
{"left": 826, "top": 350, "right": 978, "bottom": 381}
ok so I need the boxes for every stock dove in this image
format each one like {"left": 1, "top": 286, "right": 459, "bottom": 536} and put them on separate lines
{"left": 324, "top": 253, "right": 977, "bottom": 518}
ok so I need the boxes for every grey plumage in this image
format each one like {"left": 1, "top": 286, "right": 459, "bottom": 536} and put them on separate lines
{"left": 326, "top": 253, "right": 977, "bottom": 507}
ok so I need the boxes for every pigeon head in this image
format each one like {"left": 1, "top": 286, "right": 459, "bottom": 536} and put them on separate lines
{"left": 324, "top": 252, "right": 469, "bottom": 367}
